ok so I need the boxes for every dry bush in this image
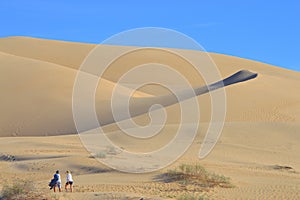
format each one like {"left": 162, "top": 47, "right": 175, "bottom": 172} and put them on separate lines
{"left": 0, "top": 180, "right": 44, "bottom": 200}
{"left": 166, "top": 163, "right": 233, "bottom": 188}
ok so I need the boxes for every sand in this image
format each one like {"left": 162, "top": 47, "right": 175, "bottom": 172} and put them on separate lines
{"left": 0, "top": 36, "right": 299, "bottom": 199}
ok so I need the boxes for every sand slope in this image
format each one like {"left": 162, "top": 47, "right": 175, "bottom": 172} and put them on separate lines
{"left": 0, "top": 37, "right": 299, "bottom": 136}
{"left": 0, "top": 48, "right": 150, "bottom": 136}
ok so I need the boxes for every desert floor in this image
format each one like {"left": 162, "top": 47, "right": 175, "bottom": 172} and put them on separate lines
{"left": 1, "top": 122, "right": 300, "bottom": 199}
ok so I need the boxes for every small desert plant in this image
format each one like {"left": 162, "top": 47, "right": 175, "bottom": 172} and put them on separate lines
{"left": 95, "top": 151, "right": 107, "bottom": 158}
{"left": 0, "top": 179, "right": 38, "bottom": 200}
{"left": 92, "top": 146, "right": 121, "bottom": 159}
{"left": 177, "top": 193, "right": 209, "bottom": 200}
{"left": 105, "top": 145, "right": 120, "bottom": 155}
{"left": 166, "top": 163, "right": 233, "bottom": 188}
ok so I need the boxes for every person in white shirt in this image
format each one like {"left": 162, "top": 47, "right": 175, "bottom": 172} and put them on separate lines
{"left": 53, "top": 170, "right": 61, "bottom": 192}
{"left": 65, "top": 170, "right": 74, "bottom": 192}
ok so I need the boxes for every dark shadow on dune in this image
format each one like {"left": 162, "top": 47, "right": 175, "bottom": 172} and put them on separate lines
{"left": 15, "top": 155, "right": 69, "bottom": 161}
{"left": 0, "top": 154, "right": 69, "bottom": 162}
{"left": 95, "top": 70, "right": 258, "bottom": 127}
{"left": 270, "top": 165, "right": 296, "bottom": 173}
{"left": 70, "top": 164, "right": 115, "bottom": 175}
{"left": 15, "top": 156, "right": 69, "bottom": 161}
{"left": 153, "top": 173, "right": 175, "bottom": 183}
{"left": 218, "top": 70, "right": 257, "bottom": 87}
{"left": 13, "top": 163, "right": 31, "bottom": 170}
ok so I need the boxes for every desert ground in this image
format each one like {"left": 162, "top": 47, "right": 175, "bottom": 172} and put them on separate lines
{"left": 0, "top": 37, "right": 299, "bottom": 199}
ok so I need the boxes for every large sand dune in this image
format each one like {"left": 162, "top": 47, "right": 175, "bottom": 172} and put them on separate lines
{"left": 0, "top": 37, "right": 299, "bottom": 136}
{"left": 0, "top": 37, "right": 299, "bottom": 199}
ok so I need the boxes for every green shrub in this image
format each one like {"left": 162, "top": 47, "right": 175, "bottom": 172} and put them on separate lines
{"left": 166, "top": 163, "right": 233, "bottom": 188}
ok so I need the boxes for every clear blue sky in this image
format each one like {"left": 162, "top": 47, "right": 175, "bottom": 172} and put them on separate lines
{"left": 0, "top": 0, "right": 299, "bottom": 71}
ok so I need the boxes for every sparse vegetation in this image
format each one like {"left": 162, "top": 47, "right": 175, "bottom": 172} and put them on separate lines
{"left": 166, "top": 163, "right": 233, "bottom": 188}
{"left": 105, "top": 145, "right": 120, "bottom": 155}
{"left": 95, "top": 151, "right": 107, "bottom": 158}
{"left": 177, "top": 193, "right": 209, "bottom": 200}
{"left": 0, "top": 154, "right": 16, "bottom": 162}
{"left": 0, "top": 179, "right": 42, "bottom": 200}
{"left": 92, "top": 146, "right": 121, "bottom": 159}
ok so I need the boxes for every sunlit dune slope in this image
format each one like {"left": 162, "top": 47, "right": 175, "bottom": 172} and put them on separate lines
{"left": 0, "top": 37, "right": 299, "bottom": 136}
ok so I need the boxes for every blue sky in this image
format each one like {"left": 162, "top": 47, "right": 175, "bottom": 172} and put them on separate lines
{"left": 0, "top": 0, "right": 299, "bottom": 71}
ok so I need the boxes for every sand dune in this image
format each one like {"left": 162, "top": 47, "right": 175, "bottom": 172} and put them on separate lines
{"left": 0, "top": 49, "right": 150, "bottom": 136}
{"left": 0, "top": 36, "right": 300, "bottom": 199}
{"left": 0, "top": 36, "right": 94, "bottom": 70}
{"left": 0, "top": 37, "right": 299, "bottom": 136}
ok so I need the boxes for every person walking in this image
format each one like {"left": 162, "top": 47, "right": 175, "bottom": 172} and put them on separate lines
{"left": 65, "top": 170, "right": 74, "bottom": 192}
{"left": 53, "top": 170, "right": 62, "bottom": 192}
